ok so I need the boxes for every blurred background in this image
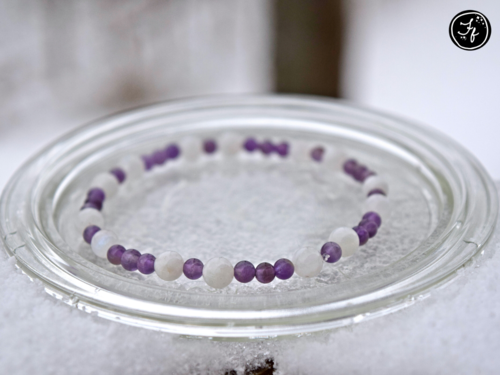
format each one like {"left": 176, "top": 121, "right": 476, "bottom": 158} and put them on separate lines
{"left": 1, "top": 0, "right": 499, "bottom": 190}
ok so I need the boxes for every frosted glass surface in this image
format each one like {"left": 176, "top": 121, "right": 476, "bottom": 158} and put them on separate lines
{"left": 6, "top": 96, "right": 494, "bottom": 337}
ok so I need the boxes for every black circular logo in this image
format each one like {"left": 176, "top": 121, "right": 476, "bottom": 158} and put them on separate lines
{"left": 449, "top": 10, "right": 491, "bottom": 50}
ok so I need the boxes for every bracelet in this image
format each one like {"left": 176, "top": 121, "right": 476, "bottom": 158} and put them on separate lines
{"left": 76, "top": 135, "right": 390, "bottom": 289}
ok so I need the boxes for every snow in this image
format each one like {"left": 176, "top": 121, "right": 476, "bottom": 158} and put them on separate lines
{"left": 1, "top": 185, "right": 498, "bottom": 374}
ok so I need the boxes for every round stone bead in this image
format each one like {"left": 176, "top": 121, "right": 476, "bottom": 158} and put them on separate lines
{"left": 359, "top": 169, "right": 376, "bottom": 182}
{"left": 359, "top": 219, "right": 378, "bottom": 238}
{"left": 260, "top": 140, "right": 274, "bottom": 155}
{"left": 362, "top": 175, "right": 389, "bottom": 196}
{"left": 353, "top": 225, "right": 369, "bottom": 246}
{"left": 274, "top": 258, "right": 294, "bottom": 280}
{"left": 120, "top": 155, "right": 146, "bottom": 181}
{"left": 91, "top": 229, "right": 118, "bottom": 258}
{"left": 322, "top": 147, "right": 347, "bottom": 171}
{"left": 180, "top": 136, "right": 201, "bottom": 162}
{"left": 243, "top": 137, "right": 259, "bottom": 152}
{"left": 328, "top": 227, "right": 359, "bottom": 257}
{"left": 310, "top": 146, "right": 324, "bottom": 162}
{"left": 291, "top": 140, "right": 312, "bottom": 163}
{"left": 110, "top": 167, "right": 126, "bottom": 184}
{"left": 293, "top": 248, "right": 323, "bottom": 277}
{"left": 203, "top": 139, "right": 217, "bottom": 154}
{"left": 352, "top": 164, "right": 370, "bottom": 182}
{"left": 275, "top": 142, "right": 289, "bottom": 157}
{"left": 141, "top": 155, "right": 155, "bottom": 171}
{"left": 183, "top": 258, "right": 204, "bottom": 280}
{"left": 91, "top": 172, "right": 119, "bottom": 199}
{"left": 155, "top": 251, "right": 184, "bottom": 281}
{"left": 153, "top": 149, "right": 168, "bottom": 165}
{"left": 362, "top": 211, "right": 382, "bottom": 228}
{"left": 83, "top": 225, "right": 101, "bottom": 244}
{"left": 368, "top": 188, "right": 386, "bottom": 197}
{"left": 121, "top": 249, "right": 141, "bottom": 271}
{"left": 137, "top": 253, "right": 156, "bottom": 274}
{"left": 203, "top": 257, "right": 233, "bottom": 289}
{"left": 107, "top": 244, "right": 126, "bottom": 265}
{"left": 81, "top": 201, "right": 102, "bottom": 211}
{"left": 255, "top": 262, "right": 275, "bottom": 283}
{"left": 234, "top": 260, "right": 255, "bottom": 283}
{"left": 219, "top": 132, "right": 242, "bottom": 156}
{"left": 76, "top": 207, "right": 104, "bottom": 233}
{"left": 363, "top": 195, "right": 390, "bottom": 220}
{"left": 343, "top": 159, "right": 358, "bottom": 175}
{"left": 86, "top": 188, "right": 105, "bottom": 204}
{"left": 320, "top": 242, "right": 342, "bottom": 263}
{"left": 165, "top": 144, "right": 180, "bottom": 159}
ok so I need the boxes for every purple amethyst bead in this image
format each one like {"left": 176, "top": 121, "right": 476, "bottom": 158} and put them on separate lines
{"left": 310, "top": 146, "right": 324, "bottom": 162}
{"left": 255, "top": 262, "right": 275, "bottom": 284}
{"left": 137, "top": 253, "right": 156, "bottom": 275}
{"left": 359, "top": 219, "right": 378, "bottom": 238}
{"left": 142, "top": 155, "right": 155, "bottom": 171}
{"left": 243, "top": 137, "right": 259, "bottom": 152}
{"left": 362, "top": 211, "right": 382, "bottom": 228}
{"left": 361, "top": 170, "right": 376, "bottom": 181}
{"left": 343, "top": 159, "right": 358, "bottom": 175}
{"left": 83, "top": 225, "right": 101, "bottom": 244}
{"left": 121, "top": 249, "right": 141, "bottom": 271}
{"left": 183, "top": 258, "right": 204, "bottom": 280}
{"left": 166, "top": 144, "right": 180, "bottom": 159}
{"left": 153, "top": 149, "right": 168, "bottom": 165}
{"left": 274, "top": 258, "right": 294, "bottom": 280}
{"left": 107, "top": 244, "right": 126, "bottom": 265}
{"left": 353, "top": 164, "right": 369, "bottom": 182}
{"left": 87, "top": 188, "right": 105, "bottom": 203}
{"left": 367, "top": 188, "right": 386, "bottom": 197}
{"left": 110, "top": 167, "right": 126, "bottom": 184}
{"left": 203, "top": 139, "right": 217, "bottom": 154}
{"left": 81, "top": 201, "right": 102, "bottom": 211}
{"left": 234, "top": 260, "right": 256, "bottom": 283}
{"left": 260, "top": 140, "right": 274, "bottom": 155}
{"left": 275, "top": 142, "right": 289, "bottom": 157}
{"left": 320, "top": 242, "right": 342, "bottom": 263}
{"left": 353, "top": 225, "right": 369, "bottom": 246}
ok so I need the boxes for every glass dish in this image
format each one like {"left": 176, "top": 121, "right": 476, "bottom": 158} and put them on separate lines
{"left": 0, "top": 95, "right": 497, "bottom": 338}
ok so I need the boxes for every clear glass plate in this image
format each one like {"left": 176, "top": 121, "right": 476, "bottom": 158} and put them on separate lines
{"left": 1, "top": 95, "right": 497, "bottom": 338}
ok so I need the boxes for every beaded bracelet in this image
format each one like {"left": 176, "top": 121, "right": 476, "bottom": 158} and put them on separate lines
{"left": 76, "top": 135, "right": 390, "bottom": 289}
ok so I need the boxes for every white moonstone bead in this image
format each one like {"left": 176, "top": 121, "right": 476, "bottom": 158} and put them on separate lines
{"left": 293, "top": 247, "right": 323, "bottom": 278}
{"left": 155, "top": 251, "right": 184, "bottom": 281}
{"left": 76, "top": 207, "right": 104, "bottom": 233}
{"left": 291, "top": 140, "right": 311, "bottom": 163}
{"left": 91, "top": 230, "right": 118, "bottom": 258}
{"left": 180, "top": 136, "right": 201, "bottom": 162}
{"left": 203, "top": 257, "right": 233, "bottom": 289}
{"left": 362, "top": 175, "right": 389, "bottom": 195}
{"left": 328, "top": 227, "right": 359, "bottom": 257}
{"left": 322, "top": 147, "right": 347, "bottom": 171}
{"left": 219, "top": 132, "right": 242, "bottom": 156}
{"left": 363, "top": 194, "right": 391, "bottom": 220}
{"left": 91, "top": 172, "right": 119, "bottom": 199}
{"left": 119, "top": 155, "right": 144, "bottom": 183}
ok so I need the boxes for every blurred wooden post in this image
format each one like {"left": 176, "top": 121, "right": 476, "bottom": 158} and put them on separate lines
{"left": 274, "top": 0, "right": 343, "bottom": 97}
